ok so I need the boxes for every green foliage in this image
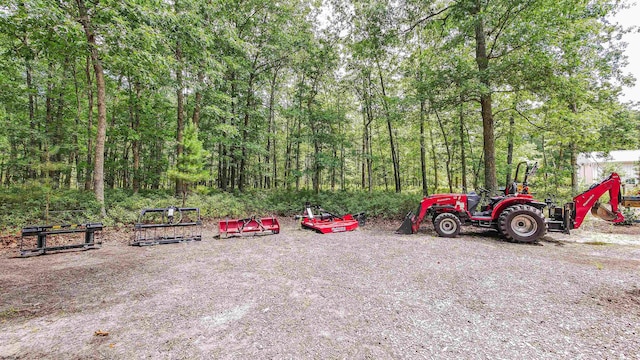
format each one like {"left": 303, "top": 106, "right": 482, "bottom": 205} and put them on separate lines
{"left": 0, "top": 187, "right": 423, "bottom": 231}
{"left": 0, "top": 186, "right": 101, "bottom": 231}
{"left": 168, "top": 122, "right": 209, "bottom": 184}
{"left": 617, "top": 207, "right": 638, "bottom": 226}
{"left": 0, "top": 0, "right": 638, "bottom": 208}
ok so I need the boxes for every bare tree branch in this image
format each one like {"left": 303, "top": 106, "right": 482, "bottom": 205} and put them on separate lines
{"left": 403, "top": 5, "right": 452, "bottom": 34}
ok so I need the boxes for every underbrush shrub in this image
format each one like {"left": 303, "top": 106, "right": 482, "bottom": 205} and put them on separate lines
{"left": 0, "top": 187, "right": 428, "bottom": 231}
{"left": 616, "top": 207, "right": 638, "bottom": 226}
{"left": 190, "top": 192, "right": 245, "bottom": 218}
{"left": 0, "top": 186, "right": 101, "bottom": 231}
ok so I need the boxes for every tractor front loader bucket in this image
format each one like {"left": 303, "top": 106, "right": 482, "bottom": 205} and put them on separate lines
{"left": 396, "top": 200, "right": 428, "bottom": 234}
{"left": 219, "top": 216, "right": 280, "bottom": 238}
{"left": 396, "top": 212, "right": 416, "bottom": 234}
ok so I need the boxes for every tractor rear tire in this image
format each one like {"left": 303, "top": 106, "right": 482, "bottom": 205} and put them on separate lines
{"left": 498, "top": 205, "right": 546, "bottom": 243}
{"left": 433, "top": 213, "right": 462, "bottom": 238}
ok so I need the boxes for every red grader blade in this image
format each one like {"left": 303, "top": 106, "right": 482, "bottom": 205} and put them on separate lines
{"left": 218, "top": 216, "right": 280, "bottom": 238}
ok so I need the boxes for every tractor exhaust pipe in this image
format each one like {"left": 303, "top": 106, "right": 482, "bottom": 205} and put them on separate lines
{"left": 396, "top": 212, "right": 416, "bottom": 234}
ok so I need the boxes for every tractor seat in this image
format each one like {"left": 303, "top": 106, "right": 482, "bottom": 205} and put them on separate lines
{"left": 489, "top": 196, "right": 503, "bottom": 205}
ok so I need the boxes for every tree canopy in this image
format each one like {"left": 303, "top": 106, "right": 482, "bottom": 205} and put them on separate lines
{"left": 0, "top": 0, "right": 638, "bottom": 208}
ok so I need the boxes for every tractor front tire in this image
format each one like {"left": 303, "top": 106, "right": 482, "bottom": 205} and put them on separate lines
{"left": 433, "top": 213, "right": 462, "bottom": 238}
{"left": 498, "top": 205, "right": 546, "bottom": 243}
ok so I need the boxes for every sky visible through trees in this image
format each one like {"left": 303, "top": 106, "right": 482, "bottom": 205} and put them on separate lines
{"left": 612, "top": 2, "right": 640, "bottom": 103}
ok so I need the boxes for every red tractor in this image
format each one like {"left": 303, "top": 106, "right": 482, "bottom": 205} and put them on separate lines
{"left": 397, "top": 162, "right": 626, "bottom": 243}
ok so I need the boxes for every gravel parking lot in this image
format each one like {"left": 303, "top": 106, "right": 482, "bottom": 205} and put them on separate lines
{"left": 1, "top": 222, "right": 639, "bottom": 359}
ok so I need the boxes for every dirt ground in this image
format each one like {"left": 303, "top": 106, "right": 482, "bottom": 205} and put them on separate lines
{"left": 1, "top": 219, "right": 639, "bottom": 359}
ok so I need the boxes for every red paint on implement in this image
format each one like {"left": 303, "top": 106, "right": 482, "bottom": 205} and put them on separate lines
{"left": 297, "top": 203, "right": 364, "bottom": 234}
{"left": 219, "top": 216, "right": 280, "bottom": 238}
{"left": 300, "top": 214, "right": 359, "bottom": 234}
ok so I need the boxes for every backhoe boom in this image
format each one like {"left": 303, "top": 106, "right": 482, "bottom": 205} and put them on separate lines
{"left": 572, "top": 172, "right": 624, "bottom": 229}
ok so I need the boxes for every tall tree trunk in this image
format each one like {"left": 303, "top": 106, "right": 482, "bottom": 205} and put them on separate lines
{"left": 331, "top": 148, "right": 337, "bottom": 191}
{"left": 360, "top": 76, "right": 368, "bottom": 190}
{"left": 265, "top": 67, "right": 279, "bottom": 189}
{"left": 239, "top": 72, "right": 256, "bottom": 192}
{"left": 361, "top": 102, "right": 367, "bottom": 190}
{"left": 340, "top": 121, "right": 345, "bottom": 190}
{"left": 77, "top": 0, "right": 106, "bottom": 216}
{"left": 569, "top": 103, "right": 579, "bottom": 195}
{"left": 272, "top": 123, "right": 278, "bottom": 189}
{"left": 45, "top": 60, "right": 54, "bottom": 182}
{"left": 428, "top": 114, "right": 438, "bottom": 192}
{"left": 132, "top": 82, "right": 141, "bottom": 193}
{"left": 192, "top": 70, "right": 203, "bottom": 129}
{"left": 556, "top": 146, "right": 564, "bottom": 194}
{"left": 54, "top": 61, "right": 68, "bottom": 188}
{"left": 505, "top": 111, "right": 515, "bottom": 188}
{"left": 366, "top": 118, "right": 373, "bottom": 191}
{"left": 122, "top": 144, "right": 130, "bottom": 188}
{"left": 377, "top": 61, "right": 401, "bottom": 193}
{"left": 218, "top": 75, "right": 232, "bottom": 191}
{"left": 72, "top": 60, "right": 82, "bottom": 188}
{"left": 459, "top": 96, "right": 467, "bottom": 193}
{"left": 6, "top": 142, "right": 18, "bottom": 185}
{"left": 284, "top": 116, "right": 292, "bottom": 190}
{"left": 175, "top": 41, "right": 185, "bottom": 196}
{"left": 435, "top": 110, "right": 453, "bottom": 193}
{"left": 153, "top": 138, "right": 163, "bottom": 189}
{"left": 106, "top": 92, "right": 119, "bottom": 189}
{"left": 25, "top": 57, "right": 37, "bottom": 179}
{"left": 420, "top": 99, "right": 428, "bottom": 196}
{"left": 365, "top": 74, "right": 374, "bottom": 192}
{"left": 229, "top": 72, "right": 237, "bottom": 191}
{"left": 307, "top": 77, "right": 322, "bottom": 194}
{"left": 541, "top": 132, "right": 548, "bottom": 182}
{"left": 294, "top": 77, "right": 304, "bottom": 191}
{"left": 374, "top": 125, "right": 389, "bottom": 191}
{"left": 295, "top": 116, "right": 301, "bottom": 191}
{"left": 474, "top": 3, "right": 497, "bottom": 191}
{"left": 312, "top": 138, "right": 321, "bottom": 194}
{"left": 84, "top": 55, "right": 93, "bottom": 191}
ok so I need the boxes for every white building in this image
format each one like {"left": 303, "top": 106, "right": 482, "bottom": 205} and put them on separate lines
{"left": 577, "top": 150, "right": 640, "bottom": 185}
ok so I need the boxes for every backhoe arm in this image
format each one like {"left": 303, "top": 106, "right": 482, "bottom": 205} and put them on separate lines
{"left": 572, "top": 173, "right": 624, "bottom": 229}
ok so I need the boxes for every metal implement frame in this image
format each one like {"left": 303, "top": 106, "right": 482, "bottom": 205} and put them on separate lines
{"left": 20, "top": 222, "right": 103, "bottom": 257}
{"left": 131, "top": 206, "right": 203, "bottom": 246}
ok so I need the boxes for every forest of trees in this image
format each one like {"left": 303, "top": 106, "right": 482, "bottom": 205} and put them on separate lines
{"left": 1, "top": 0, "right": 639, "bottom": 212}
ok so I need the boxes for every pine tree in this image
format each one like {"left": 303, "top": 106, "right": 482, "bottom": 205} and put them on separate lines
{"left": 168, "top": 122, "right": 209, "bottom": 206}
